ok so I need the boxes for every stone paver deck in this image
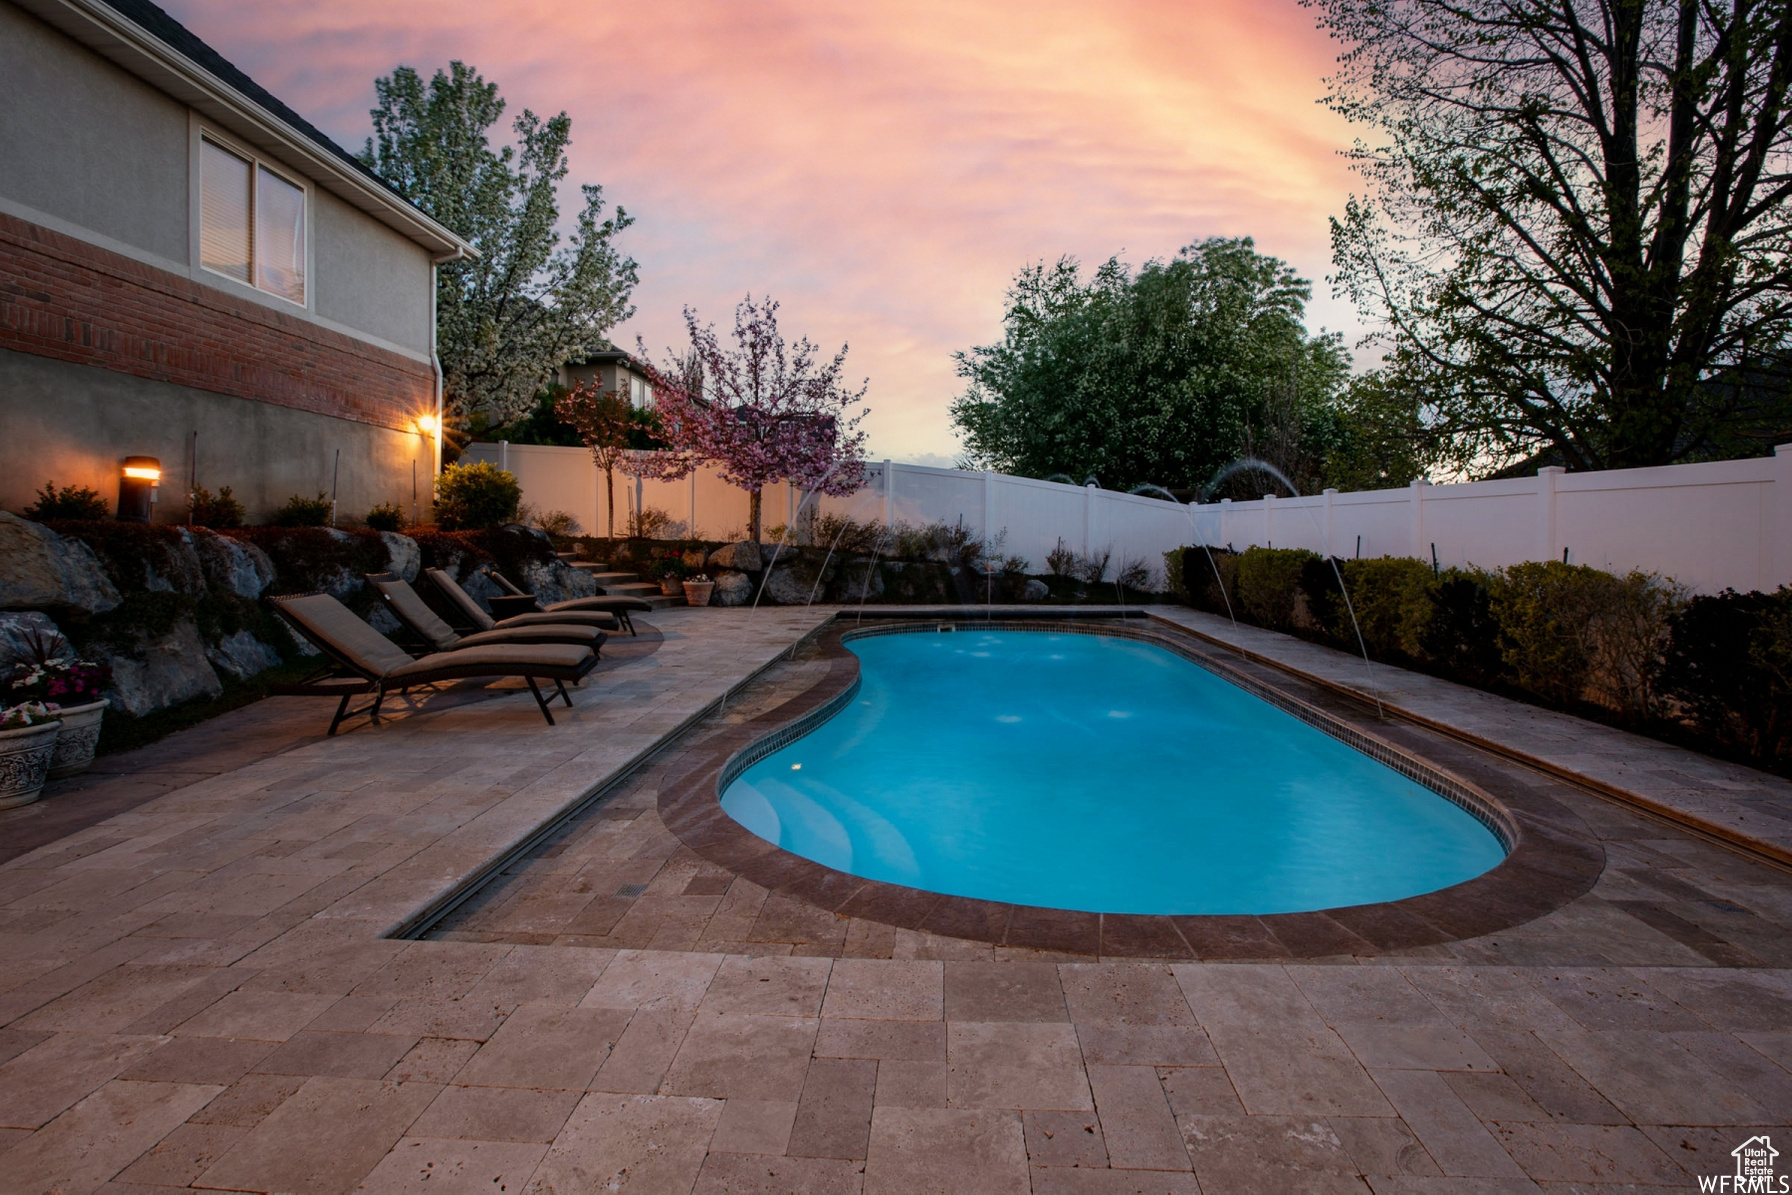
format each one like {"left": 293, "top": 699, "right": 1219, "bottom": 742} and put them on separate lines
{"left": 0, "top": 605, "right": 1787, "bottom": 1193}
{"left": 1149, "top": 606, "right": 1792, "bottom": 864}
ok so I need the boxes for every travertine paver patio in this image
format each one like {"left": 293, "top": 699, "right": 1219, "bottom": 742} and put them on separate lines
{"left": 0, "top": 604, "right": 1787, "bottom": 1193}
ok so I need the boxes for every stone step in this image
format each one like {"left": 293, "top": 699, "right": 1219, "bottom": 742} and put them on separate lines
{"left": 602, "top": 581, "right": 663, "bottom": 597}
{"left": 581, "top": 570, "right": 639, "bottom": 585}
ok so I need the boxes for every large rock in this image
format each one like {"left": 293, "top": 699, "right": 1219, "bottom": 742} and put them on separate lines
{"left": 142, "top": 531, "right": 206, "bottom": 595}
{"left": 0, "top": 512, "right": 121, "bottom": 614}
{"left": 379, "top": 532, "right": 421, "bottom": 582}
{"left": 833, "top": 562, "right": 883, "bottom": 602}
{"left": 708, "top": 541, "right": 763, "bottom": 573}
{"left": 205, "top": 629, "right": 283, "bottom": 681}
{"left": 1022, "top": 578, "right": 1050, "bottom": 601}
{"left": 760, "top": 567, "right": 813, "bottom": 606}
{"left": 0, "top": 612, "right": 67, "bottom": 666}
{"left": 191, "top": 530, "right": 275, "bottom": 598}
{"left": 96, "top": 618, "right": 223, "bottom": 717}
{"left": 711, "top": 570, "right": 754, "bottom": 607}
{"left": 520, "top": 558, "right": 597, "bottom": 606}
{"left": 366, "top": 605, "right": 404, "bottom": 636}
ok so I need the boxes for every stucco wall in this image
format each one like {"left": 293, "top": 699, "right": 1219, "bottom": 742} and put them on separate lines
{"left": 0, "top": 349, "right": 435, "bottom": 523}
{"left": 312, "top": 187, "right": 433, "bottom": 357}
{"left": 0, "top": 3, "right": 191, "bottom": 263}
{"left": 0, "top": 1, "right": 435, "bottom": 359}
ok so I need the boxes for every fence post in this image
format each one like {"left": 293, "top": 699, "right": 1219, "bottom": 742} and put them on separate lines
{"left": 1262, "top": 492, "right": 1275, "bottom": 548}
{"left": 1536, "top": 466, "right": 1564, "bottom": 562}
{"left": 983, "top": 470, "right": 993, "bottom": 541}
{"left": 883, "top": 460, "right": 895, "bottom": 529}
{"left": 1084, "top": 482, "right": 1095, "bottom": 554}
{"left": 1219, "top": 497, "right": 1232, "bottom": 550}
{"left": 498, "top": 440, "right": 508, "bottom": 471}
{"left": 1323, "top": 488, "right": 1337, "bottom": 557}
{"left": 1775, "top": 444, "right": 1792, "bottom": 587}
{"left": 1409, "top": 477, "right": 1428, "bottom": 558}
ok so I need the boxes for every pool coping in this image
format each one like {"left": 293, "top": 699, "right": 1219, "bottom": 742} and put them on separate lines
{"left": 656, "top": 615, "right": 1607, "bottom": 959}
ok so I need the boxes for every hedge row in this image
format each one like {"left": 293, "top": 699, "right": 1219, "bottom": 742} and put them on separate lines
{"left": 1169, "top": 545, "right": 1792, "bottom": 774}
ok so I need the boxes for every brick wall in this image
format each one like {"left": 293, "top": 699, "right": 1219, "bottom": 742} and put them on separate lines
{"left": 0, "top": 211, "right": 433, "bottom": 431}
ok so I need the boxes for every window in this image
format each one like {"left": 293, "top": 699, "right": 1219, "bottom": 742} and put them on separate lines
{"left": 629, "top": 374, "right": 652, "bottom": 408}
{"left": 200, "top": 136, "right": 306, "bottom": 305}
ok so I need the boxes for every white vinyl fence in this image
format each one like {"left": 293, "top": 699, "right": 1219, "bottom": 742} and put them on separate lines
{"left": 470, "top": 441, "right": 1792, "bottom": 595}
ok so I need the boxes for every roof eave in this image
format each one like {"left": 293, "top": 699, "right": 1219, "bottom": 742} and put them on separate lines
{"left": 18, "top": 0, "right": 477, "bottom": 260}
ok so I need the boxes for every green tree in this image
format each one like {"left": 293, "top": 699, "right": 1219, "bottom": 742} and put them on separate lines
{"left": 949, "top": 239, "right": 1350, "bottom": 494}
{"left": 360, "top": 62, "right": 639, "bottom": 425}
{"left": 1314, "top": 0, "right": 1792, "bottom": 473}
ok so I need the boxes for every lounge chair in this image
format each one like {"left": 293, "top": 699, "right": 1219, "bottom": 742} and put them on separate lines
{"left": 369, "top": 574, "right": 609, "bottom": 654}
{"left": 268, "top": 592, "right": 598, "bottom": 734}
{"left": 429, "top": 567, "right": 649, "bottom": 637}
{"left": 482, "top": 567, "right": 655, "bottom": 634}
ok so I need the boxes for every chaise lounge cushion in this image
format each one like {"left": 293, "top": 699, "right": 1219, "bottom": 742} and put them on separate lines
{"left": 372, "top": 574, "right": 604, "bottom": 652}
{"left": 385, "top": 642, "right": 592, "bottom": 681}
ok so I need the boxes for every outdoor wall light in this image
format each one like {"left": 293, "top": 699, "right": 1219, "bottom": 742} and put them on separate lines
{"left": 416, "top": 414, "right": 439, "bottom": 436}
{"left": 118, "top": 456, "right": 160, "bottom": 523}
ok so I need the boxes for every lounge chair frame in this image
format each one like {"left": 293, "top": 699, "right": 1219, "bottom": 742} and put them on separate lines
{"left": 268, "top": 592, "right": 592, "bottom": 734}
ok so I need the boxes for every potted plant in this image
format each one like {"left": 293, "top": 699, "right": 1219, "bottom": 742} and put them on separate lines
{"left": 683, "top": 572, "right": 715, "bottom": 607}
{"left": 0, "top": 702, "right": 63, "bottom": 809}
{"left": 649, "top": 549, "right": 689, "bottom": 596}
{"left": 6, "top": 645, "right": 111, "bottom": 780}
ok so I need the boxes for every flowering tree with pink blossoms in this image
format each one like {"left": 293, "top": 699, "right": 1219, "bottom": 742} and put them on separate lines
{"left": 635, "top": 295, "right": 869, "bottom": 543}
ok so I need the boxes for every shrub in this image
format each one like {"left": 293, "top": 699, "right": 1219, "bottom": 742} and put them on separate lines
{"left": 532, "top": 508, "right": 580, "bottom": 537}
{"left": 625, "top": 505, "right": 682, "bottom": 539}
{"left": 1115, "top": 556, "right": 1152, "bottom": 591}
{"left": 1046, "top": 538, "right": 1077, "bottom": 577}
{"left": 812, "top": 514, "right": 885, "bottom": 555}
{"left": 189, "top": 485, "right": 245, "bottom": 529}
{"left": 228, "top": 526, "right": 388, "bottom": 597}
{"left": 1235, "top": 547, "right": 1315, "bottom": 631}
{"left": 364, "top": 502, "right": 407, "bottom": 531}
{"left": 1163, "top": 547, "right": 1189, "bottom": 603}
{"left": 1490, "top": 561, "right": 1681, "bottom": 718}
{"left": 1489, "top": 561, "right": 1604, "bottom": 707}
{"left": 1660, "top": 588, "right": 1792, "bottom": 764}
{"left": 271, "top": 492, "right": 332, "bottom": 527}
{"left": 1334, "top": 557, "right": 1435, "bottom": 660}
{"left": 1075, "top": 547, "right": 1112, "bottom": 584}
{"left": 1181, "top": 546, "right": 1238, "bottom": 617}
{"left": 1419, "top": 570, "right": 1506, "bottom": 687}
{"left": 433, "top": 462, "right": 520, "bottom": 531}
{"left": 24, "top": 481, "right": 109, "bottom": 521}
{"left": 1583, "top": 570, "right": 1685, "bottom": 721}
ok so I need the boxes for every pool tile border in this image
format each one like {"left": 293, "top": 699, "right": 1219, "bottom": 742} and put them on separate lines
{"left": 657, "top": 617, "right": 1605, "bottom": 959}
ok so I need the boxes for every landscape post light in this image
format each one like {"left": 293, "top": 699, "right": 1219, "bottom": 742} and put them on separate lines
{"left": 118, "top": 456, "right": 161, "bottom": 523}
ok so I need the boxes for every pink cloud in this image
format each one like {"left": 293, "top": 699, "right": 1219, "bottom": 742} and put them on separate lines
{"left": 160, "top": 0, "right": 1364, "bottom": 461}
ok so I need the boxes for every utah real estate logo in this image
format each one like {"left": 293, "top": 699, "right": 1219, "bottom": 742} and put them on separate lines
{"left": 1701, "top": 1135, "right": 1784, "bottom": 1193}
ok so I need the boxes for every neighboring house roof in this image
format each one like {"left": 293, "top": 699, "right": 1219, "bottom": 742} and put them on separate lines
{"left": 12, "top": 0, "right": 475, "bottom": 260}
{"left": 565, "top": 345, "right": 650, "bottom": 373}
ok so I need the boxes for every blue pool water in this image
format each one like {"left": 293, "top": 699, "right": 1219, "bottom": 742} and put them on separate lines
{"left": 721, "top": 630, "right": 1505, "bottom": 915}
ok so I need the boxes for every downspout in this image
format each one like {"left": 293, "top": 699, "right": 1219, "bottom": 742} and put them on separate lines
{"left": 429, "top": 260, "right": 444, "bottom": 482}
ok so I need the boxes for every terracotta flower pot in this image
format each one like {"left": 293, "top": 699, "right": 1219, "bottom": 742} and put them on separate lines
{"left": 683, "top": 580, "right": 715, "bottom": 607}
{"left": 660, "top": 577, "right": 684, "bottom": 597}
{"left": 47, "top": 699, "right": 107, "bottom": 780}
{"left": 0, "top": 720, "right": 62, "bottom": 810}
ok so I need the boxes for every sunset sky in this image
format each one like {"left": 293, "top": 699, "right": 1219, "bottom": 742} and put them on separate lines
{"left": 161, "top": 0, "right": 1367, "bottom": 465}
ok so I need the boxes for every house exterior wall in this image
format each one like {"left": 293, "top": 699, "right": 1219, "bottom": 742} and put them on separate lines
{"left": 0, "top": 349, "right": 432, "bottom": 523}
{"left": 0, "top": 0, "right": 445, "bottom": 522}
{"left": 310, "top": 186, "right": 433, "bottom": 356}
{"left": 0, "top": 2, "right": 191, "bottom": 264}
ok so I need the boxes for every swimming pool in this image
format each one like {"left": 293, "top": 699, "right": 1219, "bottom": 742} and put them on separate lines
{"left": 720, "top": 629, "right": 1506, "bottom": 915}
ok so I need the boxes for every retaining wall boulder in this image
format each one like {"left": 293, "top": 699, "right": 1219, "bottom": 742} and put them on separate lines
{"left": 0, "top": 513, "right": 121, "bottom": 614}
{"left": 96, "top": 618, "right": 223, "bottom": 717}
